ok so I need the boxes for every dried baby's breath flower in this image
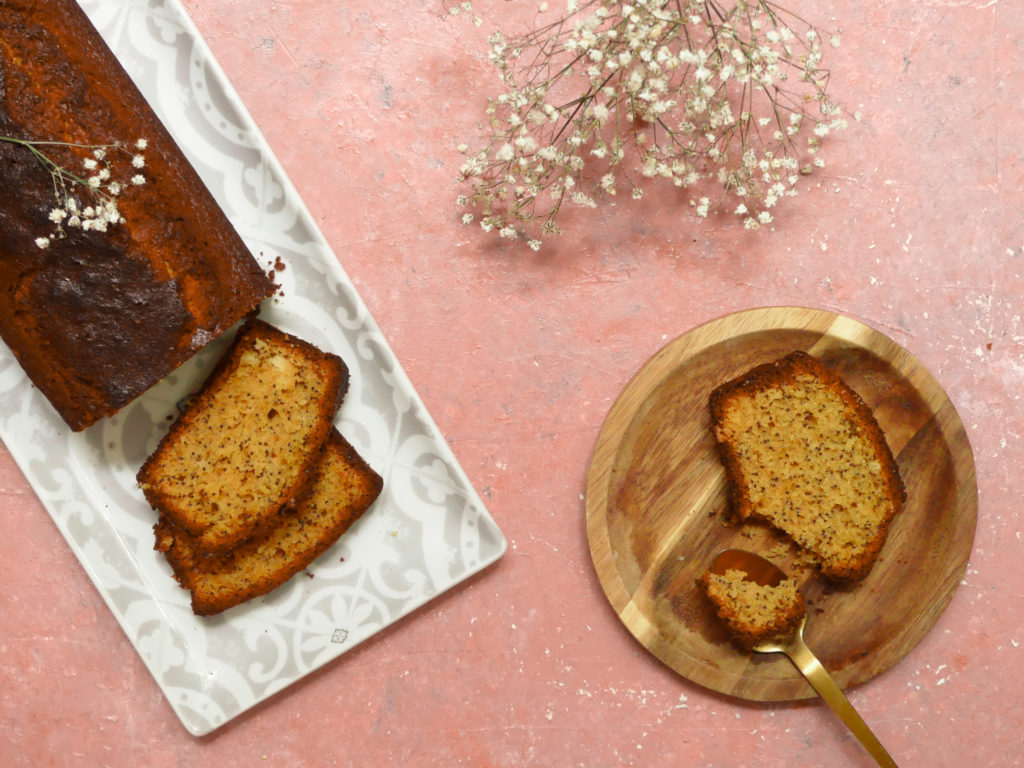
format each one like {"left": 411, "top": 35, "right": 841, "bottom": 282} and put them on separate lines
{"left": 0, "top": 135, "right": 148, "bottom": 247}
{"left": 454, "top": 0, "right": 844, "bottom": 246}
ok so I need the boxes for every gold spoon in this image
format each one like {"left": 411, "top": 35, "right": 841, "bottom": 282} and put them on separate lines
{"left": 710, "top": 549, "right": 899, "bottom": 768}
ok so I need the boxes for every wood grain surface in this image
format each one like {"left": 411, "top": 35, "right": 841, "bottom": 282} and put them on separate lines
{"left": 585, "top": 307, "right": 977, "bottom": 701}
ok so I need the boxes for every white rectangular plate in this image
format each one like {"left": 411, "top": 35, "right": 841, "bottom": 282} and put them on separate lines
{"left": 0, "top": 0, "right": 506, "bottom": 735}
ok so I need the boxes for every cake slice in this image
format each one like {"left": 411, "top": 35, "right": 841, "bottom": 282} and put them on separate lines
{"left": 709, "top": 351, "right": 905, "bottom": 581}
{"left": 137, "top": 318, "right": 348, "bottom": 553}
{"left": 700, "top": 567, "right": 806, "bottom": 648}
{"left": 155, "top": 431, "right": 383, "bottom": 616}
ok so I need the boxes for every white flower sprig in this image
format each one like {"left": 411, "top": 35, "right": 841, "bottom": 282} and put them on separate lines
{"left": 0, "top": 136, "right": 148, "bottom": 248}
{"left": 454, "top": 0, "right": 846, "bottom": 246}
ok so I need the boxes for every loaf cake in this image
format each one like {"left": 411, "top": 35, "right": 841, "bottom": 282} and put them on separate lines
{"left": 155, "top": 430, "right": 383, "bottom": 616}
{"left": 137, "top": 319, "right": 349, "bottom": 554}
{"left": 700, "top": 567, "right": 806, "bottom": 648}
{"left": 710, "top": 351, "right": 906, "bottom": 581}
{"left": 0, "top": 1, "right": 275, "bottom": 431}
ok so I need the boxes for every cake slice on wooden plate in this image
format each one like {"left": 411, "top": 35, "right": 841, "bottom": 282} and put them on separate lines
{"left": 709, "top": 351, "right": 906, "bottom": 581}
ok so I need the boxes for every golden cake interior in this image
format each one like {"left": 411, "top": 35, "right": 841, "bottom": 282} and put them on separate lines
{"left": 138, "top": 320, "right": 348, "bottom": 554}
{"left": 711, "top": 352, "right": 905, "bottom": 580}
{"left": 718, "top": 376, "right": 890, "bottom": 561}
{"left": 702, "top": 568, "right": 805, "bottom": 648}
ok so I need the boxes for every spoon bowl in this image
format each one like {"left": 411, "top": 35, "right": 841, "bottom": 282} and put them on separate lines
{"left": 709, "top": 549, "right": 899, "bottom": 767}
{"left": 709, "top": 547, "right": 789, "bottom": 588}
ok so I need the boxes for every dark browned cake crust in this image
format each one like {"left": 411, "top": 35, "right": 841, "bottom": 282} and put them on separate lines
{"left": 155, "top": 430, "right": 383, "bottom": 616}
{"left": 137, "top": 318, "right": 349, "bottom": 554}
{"left": 0, "top": 0, "right": 275, "bottom": 430}
{"left": 710, "top": 351, "right": 906, "bottom": 581}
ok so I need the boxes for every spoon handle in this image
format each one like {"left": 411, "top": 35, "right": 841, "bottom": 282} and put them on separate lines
{"left": 786, "top": 639, "right": 899, "bottom": 767}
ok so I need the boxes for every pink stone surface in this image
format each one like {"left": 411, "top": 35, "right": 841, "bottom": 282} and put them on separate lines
{"left": 3, "top": 0, "right": 1024, "bottom": 765}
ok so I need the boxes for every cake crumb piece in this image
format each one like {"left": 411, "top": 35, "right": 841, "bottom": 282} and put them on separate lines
{"left": 700, "top": 568, "right": 806, "bottom": 648}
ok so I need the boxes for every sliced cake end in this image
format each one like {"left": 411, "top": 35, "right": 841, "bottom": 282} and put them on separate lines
{"left": 155, "top": 430, "right": 383, "bottom": 616}
{"left": 138, "top": 318, "right": 348, "bottom": 553}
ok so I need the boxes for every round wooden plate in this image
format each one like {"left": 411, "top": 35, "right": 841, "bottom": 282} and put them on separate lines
{"left": 585, "top": 307, "right": 978, "bottom": 701}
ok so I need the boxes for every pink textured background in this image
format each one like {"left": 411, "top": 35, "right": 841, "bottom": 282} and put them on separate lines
{"left": 3, "top": 0, "right": 1023, "bottom": 765}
